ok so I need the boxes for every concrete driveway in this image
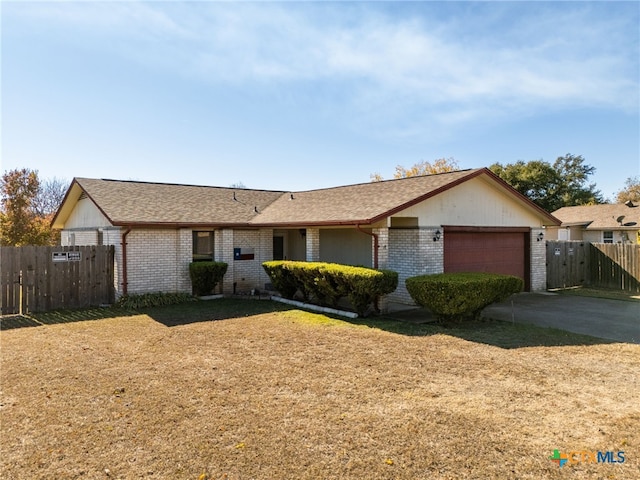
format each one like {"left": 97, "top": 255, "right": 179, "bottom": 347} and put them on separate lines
{"left": 482, "top": 293, "right": 640, "bottom": 344}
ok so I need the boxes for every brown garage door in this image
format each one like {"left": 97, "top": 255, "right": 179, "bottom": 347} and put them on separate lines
{"left": 444, "top": 228, "right": 529, "bottom": 289}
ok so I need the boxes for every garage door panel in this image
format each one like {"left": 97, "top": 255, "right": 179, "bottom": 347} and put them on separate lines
{"left": 444, "top": 231, "right": 526, "bottom": 280}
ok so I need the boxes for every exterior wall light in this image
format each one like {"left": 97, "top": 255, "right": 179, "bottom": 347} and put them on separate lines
{"left": 537, "top": 232, "right": 544, "bottom": 242}
{"left": 433, "top": 230, "right": 441, "bottom": 242}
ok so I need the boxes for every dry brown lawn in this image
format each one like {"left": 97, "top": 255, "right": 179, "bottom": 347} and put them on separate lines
{"left": 1, "top": 302, "right": 639, "bottom": 479}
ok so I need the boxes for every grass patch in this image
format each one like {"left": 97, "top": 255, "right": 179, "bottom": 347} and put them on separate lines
{"left": 2, "top": 299, "right": 612, "bottom": 349}
{"left": 1, "top": 303, "right": 637, "bottom": 479}
{"left": 551, "top": 286, "right": 640, "bottom": 302}
{"left": 140, "top": 297, "right": 291, "bottom": 326}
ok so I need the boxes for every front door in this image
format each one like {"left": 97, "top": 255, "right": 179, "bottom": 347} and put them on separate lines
{"left": 273, "top": 236, "right": 284, "bottom": 260}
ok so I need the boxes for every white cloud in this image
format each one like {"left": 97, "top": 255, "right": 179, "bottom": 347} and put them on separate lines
{"left": 6, "top": 1, "right": 638, "bottom": 137}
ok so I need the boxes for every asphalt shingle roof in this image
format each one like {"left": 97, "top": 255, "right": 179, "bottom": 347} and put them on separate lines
{"left": 552, "top": 204, "right": 640, "bottom": 230}
{"left": 59, "top": 168, "right": 557, "bottom": 228}
{"left": 74, "top": 178, "right": 284, "bottom": 225}
{"left": 251, "top": 169, "right": 481, "bottom": 226}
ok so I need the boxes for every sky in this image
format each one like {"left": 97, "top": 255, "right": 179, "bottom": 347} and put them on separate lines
{"left": 2, "top": 1, "right": 639, "bottom": 201}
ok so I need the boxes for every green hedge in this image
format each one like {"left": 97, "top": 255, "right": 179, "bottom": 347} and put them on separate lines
{"left": 405, "top": 272, "right": 523, "bottom": 321}
{"left": 189, "top": 261, "right": 228, "bottom": 296}
{"left": 262, "top": 261, "right": 299, "bottom": 299}
{"left": 262, "top": 261, "right": 398, "bottom": 316}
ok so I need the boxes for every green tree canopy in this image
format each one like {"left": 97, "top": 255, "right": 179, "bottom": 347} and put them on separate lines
{"left": 490, "top": 154, "right": 603, "bottom": 212}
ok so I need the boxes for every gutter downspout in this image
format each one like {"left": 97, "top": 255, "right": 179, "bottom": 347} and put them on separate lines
{"left": 356, "top": 224, "right": 379, "bottom": 269}
{"left": 121, "top": 227, "right": 132, "bottom": 296}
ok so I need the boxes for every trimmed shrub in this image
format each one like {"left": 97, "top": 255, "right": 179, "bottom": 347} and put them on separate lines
{"left": 337, "top": 266, "right": 398, "bottom": 316}
{"left": 291, "top": 262, "right": 344, "bottom": 307}
{"left": 405, "top": 272, "right": 523, "bottom": 321}
{"left": 262, "top": 261, "right": 398, "bottom": 316}
{"left": 189, "top": 261, "right": 228, "bottom": 296}
{"left": 262, "top": 261, "right": 299, "bottom": 299}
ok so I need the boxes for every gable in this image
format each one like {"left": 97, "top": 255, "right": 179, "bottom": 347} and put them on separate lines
{"left": 393, "top": 175, "right": 553, "bottom": 227}
{"left": 65, "top": 196, "right": 113, "bottom": 228}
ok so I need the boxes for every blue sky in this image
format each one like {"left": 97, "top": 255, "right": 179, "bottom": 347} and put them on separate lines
{"left": 2, "top": 1, "right": 639, "bottom": 201}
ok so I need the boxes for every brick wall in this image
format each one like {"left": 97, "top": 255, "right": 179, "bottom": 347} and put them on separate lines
{"left": 387, "top": 227, "right": 443, "bottom": 305}
{"left": 372, "top": 227, "right": 389, "bottom": 269}
{"left": 215, "top": 229, "right": 234, "bottom": 294}
{"left": 214, "top": 229, "right": 273, "bottom": 294}
{"left": 228, "top": 229, "right": 273, "bottom": 293}
{"left": 123, "top": 229, "right": 192, "bottom": 295}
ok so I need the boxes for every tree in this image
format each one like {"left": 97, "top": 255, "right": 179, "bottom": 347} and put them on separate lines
{"left": 490, "top": 154, "right": 603, "bottom": 212}
{"left": 0, "top": 168, "right": 61, "bottom": 246}
{"left": 33, "top": 177, "right": 69, "bottom": 218}
{"left": 489, "top": 160, "right": 560, "bottom": 211}
{"left": 615, "top": 176, "right": 640, "bottom": 203}
{"left": 552, "top": 154, "right": 603, "bottom": 207}
{"left": 371, "top": 157, "right": 460, "bottom": 181}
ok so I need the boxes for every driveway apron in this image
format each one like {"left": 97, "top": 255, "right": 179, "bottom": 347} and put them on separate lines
{"left": 482, "top": 293, "right": 640, "bottom": 344}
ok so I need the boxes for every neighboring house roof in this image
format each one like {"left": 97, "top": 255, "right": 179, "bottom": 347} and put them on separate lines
{"left": 52, "top": 168, "right": 560, "bottom": 229}
{"left": 552, "top": 204, "right": 640, "bottom": 230}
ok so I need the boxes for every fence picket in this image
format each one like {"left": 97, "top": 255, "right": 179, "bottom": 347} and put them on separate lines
{"left": 546, "top": 241, "right": 639, "bottom": 293}
{"left": 0, "top": 246, "right": 114, "bottom": 314}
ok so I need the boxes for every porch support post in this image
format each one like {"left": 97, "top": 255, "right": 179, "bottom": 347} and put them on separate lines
{"left": 306, "top": 228, "right": 320, "bottom": 262}
{"left": 530, "top": 228, "right": 546, "bottom": 291}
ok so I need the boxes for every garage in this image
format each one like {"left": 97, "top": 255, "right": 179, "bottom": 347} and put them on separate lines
{"left": 443, "top": 227, "right": 530, "bottom": 290}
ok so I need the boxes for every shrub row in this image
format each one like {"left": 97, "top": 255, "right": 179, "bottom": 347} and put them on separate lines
{"left": 189, "top": 261, "right": 228, "bottom": 296}
{"left": 262, "top": 261, "right": 398, "bottom": 316}
{"left": 405, "top": 272, "right": 523, "bottom": 321}
{"left": 116, "top": 292, "right": 196, "bottom": 309}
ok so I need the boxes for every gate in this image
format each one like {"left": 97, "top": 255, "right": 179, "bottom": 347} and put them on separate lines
{"left": 546, "top": 241, "right": 589, "bottom": 289}
{"left": 1, "top": 245, "right": 114, "bottom": 314}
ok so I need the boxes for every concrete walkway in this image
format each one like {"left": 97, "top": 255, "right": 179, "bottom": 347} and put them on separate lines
{"left": 482, "top": 293, "right": 639, "bottom": 344}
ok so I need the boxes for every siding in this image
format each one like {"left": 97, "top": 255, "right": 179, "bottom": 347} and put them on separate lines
{"left": 396, "top": 176, "right": 543, "bottom": 228}
{"left": 319, "top": 228, "right": 372, "bottom": 267}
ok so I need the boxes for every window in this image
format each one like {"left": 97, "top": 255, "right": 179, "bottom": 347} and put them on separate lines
{"left": 603, "top": 231, "right": 613, "bottom": 244}
{"left": 193, "top": 231, "right": 214, "bottom": 261}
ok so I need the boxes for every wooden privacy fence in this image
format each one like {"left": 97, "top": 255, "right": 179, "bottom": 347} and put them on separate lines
{"left": 590, "top": 243, "right": 640, "bottom": 293}
{"left": 546, "top": 241, "right": 590, "bottom": 289}
{"left": 1, "top": 245, "right": 114, "bottom": 314}
{"left": 546, "top": 241, "right": 640, "bottom": 293}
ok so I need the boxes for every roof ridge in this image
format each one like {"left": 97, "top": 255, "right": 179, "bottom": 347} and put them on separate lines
{"left": 289, "top": 168, "right": 480, "bottom": 194}
{"left": 76, "top": 177, "right": 287, "bottom": 194}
